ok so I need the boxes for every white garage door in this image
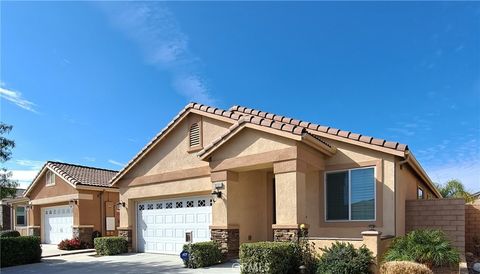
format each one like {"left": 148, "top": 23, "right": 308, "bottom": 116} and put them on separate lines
{"left": 137, "top": 196, "right": 212, "bottom": 254}
{"left": 44, "top": 206, "right": 73, "bottom": 244}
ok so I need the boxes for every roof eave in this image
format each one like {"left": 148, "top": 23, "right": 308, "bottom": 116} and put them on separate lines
{"left": 301, "top": 134, "right": 337, "bottom": 157}
{"left": 405, "top": 151, "right": 443, "bottom": 198}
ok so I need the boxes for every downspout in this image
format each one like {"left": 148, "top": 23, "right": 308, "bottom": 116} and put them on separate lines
{"left": 398, "top": 151, "right": 410, "bottom": 168}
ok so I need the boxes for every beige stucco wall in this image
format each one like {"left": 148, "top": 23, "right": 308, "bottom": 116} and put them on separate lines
{"left": 229, "top": 170, "right": 272, "bottom": 243}
{"left": 395, "top": 162, "right": 436, "bottom": 235}
{"left": 211, "top": 128, "right": 295, "bottom": 162}
{"left": 123, "top": 115, "right": 231, "bottom": 180}
{"left": 27, "top": 171, "right": 77, "bottom": 200}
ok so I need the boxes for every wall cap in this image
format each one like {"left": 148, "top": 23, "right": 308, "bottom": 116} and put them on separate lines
{"left": 361, "top": 230, "right": 382, "bottom": 236}
{"left": 209, "top": 225, "right": 239, "bottom": 229}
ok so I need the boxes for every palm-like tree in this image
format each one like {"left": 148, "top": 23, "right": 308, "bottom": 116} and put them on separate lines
{"left": 435, "top": 179, "right": 474, "bottom": 203}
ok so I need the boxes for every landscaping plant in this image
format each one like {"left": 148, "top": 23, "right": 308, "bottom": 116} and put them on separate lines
{"left": 379, "top": 261, "right": 433, "bottom": 274}
{"left": 0, "top": 230, "right": 20, "bottom": 238}
{"left": 182, "top": 241, "right": 223, "bottom": 268}
{"left": 94, "top": 236, "right": 128, "bottom": 255}
{"left": 58, "top": 238, "right": 90, "bottom": 250}
{"left": 240, "top": 241, "right": 298, "bottom": 274}
{"left": 383, "top": 229, "right": 460, "bottom": 269}
{"left": 295, "top": 224, "right": 318, "bottom": 273}
{"left": 0, "top": 236, "right": 42, "bottom": 267}
{"left": 316, "top": 242, "right": 374, "bottom": 274}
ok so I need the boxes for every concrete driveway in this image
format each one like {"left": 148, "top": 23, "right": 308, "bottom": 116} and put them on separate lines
{"left": 2, "top": 252, "right": 241, "bottom": 274}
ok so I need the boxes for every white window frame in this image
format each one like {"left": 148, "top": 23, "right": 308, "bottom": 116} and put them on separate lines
{"left": 15, "top": 206, "right": 27, "bottom": 227}
{"left": 417, "top": 186, "right": 424, "bottom": 200}
{"left": 324, "top": 166, "right": 376, "bottom": 222}
{"left": 46, "top": 170, "right": 55, "bottom": 186}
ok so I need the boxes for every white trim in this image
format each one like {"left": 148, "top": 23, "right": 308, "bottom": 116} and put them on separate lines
{"left": 15, "top": 205, "right": 27, "bottom": 227}
{"left": 30, "top": 193, "right": 93, "bottom": 205}
{"left": 324, "top": 166, "right": 376, "bottom": 222}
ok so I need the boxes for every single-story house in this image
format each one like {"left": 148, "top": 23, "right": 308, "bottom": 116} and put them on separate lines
{"left": 23, "top": 161, "right": 119, "bottom": 245}
{"left": 110, "top": 103, "right": 441, "bottom": 257}
{"left": 0, "top": 188, "right": 29, "bottom": 234}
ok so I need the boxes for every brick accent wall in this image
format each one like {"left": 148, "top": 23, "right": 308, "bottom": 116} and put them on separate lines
{"left": 211, "top": 228, "right": 239, "bottom": 259}
{"left": 73, "top": 227, "right": 94, "bottom": 246}
{"left": 118, "top": 228, "right": 133, "bottom": 252}
{"left": 405, "top": 199, "right": 465, "bottom": 254}
{"left": 465, "top": 200, "right": 480, "bottom": 254}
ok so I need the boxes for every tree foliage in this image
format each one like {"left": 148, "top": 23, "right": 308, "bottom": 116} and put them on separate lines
{"left": 435, "top": 179, "right": 474, "bottom": 202}
{"left": 0, "top": 122, "right": 18, "bottom": 199}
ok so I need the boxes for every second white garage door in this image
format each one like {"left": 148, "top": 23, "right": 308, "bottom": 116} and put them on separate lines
{"left": 137, "top": 196, "right": 212, "bottom": 254}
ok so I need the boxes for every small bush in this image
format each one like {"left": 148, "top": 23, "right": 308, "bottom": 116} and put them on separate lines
{"left": 58, "top": 238, "right": 90, "bottom": 250}
{"left": 94, "top": 237, "right": 128, "bottom": 255}
{"left": 316, "top": 242, "right": 374, "bottom": 274}
{"left": 383, "top": 229, "right": 460, "bottom": 268}
{"left": 0, "top": 236, "right": 42, "bottom": 267}
{"left": 240, "top": 241, "right": 298, "bottom": 274}
{"left": 182, "top": 241, "right": 223, "bottom": 268}
{"left": 380, "top": 261, "right": 433, "bottom": 274}
{"left": 0, "top": 230, "right": 20, "bottom": 238}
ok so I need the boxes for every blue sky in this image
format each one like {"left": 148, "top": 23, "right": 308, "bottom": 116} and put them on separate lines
{"left": 1, "top": 1, "right": 479, "bottom": 192}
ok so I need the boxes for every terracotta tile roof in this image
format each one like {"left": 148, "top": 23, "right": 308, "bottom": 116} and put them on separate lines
{"left": 111, "top": 102, "right": 407, "bottom": 185}
{"left": 229, "top": 105, "right": 408, "bottom": 152}
{"left": 46, "top": 161, "right": 118, "bottom": 187}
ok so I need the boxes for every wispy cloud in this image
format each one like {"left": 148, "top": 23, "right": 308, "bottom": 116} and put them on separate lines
{"left": 108, "top": 159, "right": 125, "bottom": 167}
{"left": 421, "top": 137, "right": 480, "bottom": 191}
{"left": 15, "top": 159, "right": 44, "bottom": 170}
{"left": 0, "top": 84, "right": 38, "bottom": 113}
{"left": 98, "top": 2, "right": 214, "bottom": 104}
{"left": 83, "top": 157, "right": 96, "bottom": 162}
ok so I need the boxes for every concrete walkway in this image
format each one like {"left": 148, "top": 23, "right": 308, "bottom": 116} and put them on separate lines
{"left": 3, "top": 252, "right": 241, "bottom": 274}
{"left": 41, "top": 244, "right": 95, "bottom": 258}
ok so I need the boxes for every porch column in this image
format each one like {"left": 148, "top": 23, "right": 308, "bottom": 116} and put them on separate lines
{"left": 117, "top": 198, "right": 133, "bottom": 252}
{"left": 272, "top": 159, "right": 308, "bottom": 241}
{"left": 210, "top": 170, "right": 240, "bottom": 259}
{"left": 27, "top": 205, "right": 41, "bottom": 237}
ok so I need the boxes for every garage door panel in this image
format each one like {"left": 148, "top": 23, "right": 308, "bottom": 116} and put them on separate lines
{"left": 137, "top": 196, "right": 212, "bottom": 254}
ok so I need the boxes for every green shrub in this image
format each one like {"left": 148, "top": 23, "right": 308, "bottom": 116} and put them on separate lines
{"left": 383, "top": 229, "right": 460, "bottom": 268}
{"left": 380, "top": 261, "right": 433, "bottom": 274}
{"left": 316, "top": 242, "right": 374, "bottom": 274}
{"left": 0, "top": 230, "right": 20, "bottom": 238}
{"left": 0, "top": 236, "right": 42, "bottom": 267}
{"left": 182, "top": 241, "right": 223, "bottom": 268}
{"left": 240, "top": 241, "right": 299, "bottom": 274}
{"left": 93, "top": 237, "right": 128, "bottom": 255}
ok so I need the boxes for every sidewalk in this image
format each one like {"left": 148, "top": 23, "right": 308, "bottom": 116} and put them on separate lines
{"left": 41, "top": 244, "right": 95, "bottom": 258}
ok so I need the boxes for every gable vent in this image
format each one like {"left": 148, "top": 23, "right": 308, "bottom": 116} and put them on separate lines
{"left": 189, "top": 122, "right": 201, "bottom": 147}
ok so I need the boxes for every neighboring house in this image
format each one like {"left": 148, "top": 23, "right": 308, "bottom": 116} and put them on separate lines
{"left": 23, "top": 161, "right": 119, "bottom": 245}
{"left": 0, "top": 188, "right": 29, "bottom": 234}
{"left": 110, "top": 102, "right": 441, "bottom": 257}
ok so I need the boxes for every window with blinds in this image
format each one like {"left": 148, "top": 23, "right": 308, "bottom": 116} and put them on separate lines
{"left": 325, "top": 167, "right": 375, "bottom": 221}
{"left": 189, "top": 122, "right": 201, "bottom": 147}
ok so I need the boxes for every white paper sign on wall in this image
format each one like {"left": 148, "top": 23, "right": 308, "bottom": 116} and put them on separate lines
{"left": 106, "top": 217, "right": 115, "bottom": 231}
